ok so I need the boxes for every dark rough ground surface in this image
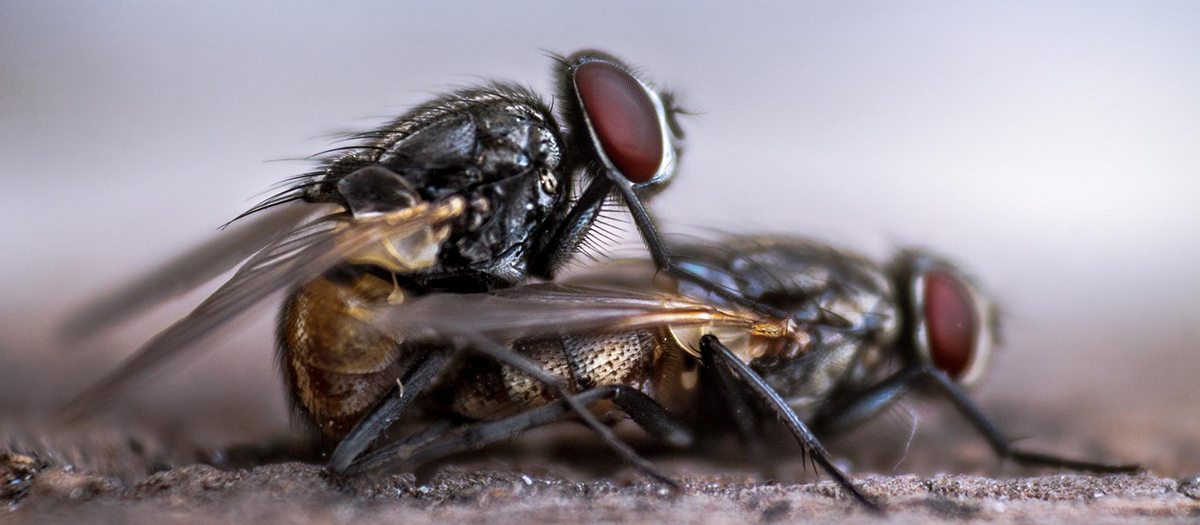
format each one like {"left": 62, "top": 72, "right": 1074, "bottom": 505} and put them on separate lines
{"left": 4, "top": 403, "right": 1199, "bottom": 525}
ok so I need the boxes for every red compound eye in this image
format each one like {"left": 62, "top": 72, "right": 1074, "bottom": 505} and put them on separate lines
{"left": 924, "top": 270, "right": 977, "bottom": 378}
{"left": 574, "top": 61, "right": 664, "bottom": 184}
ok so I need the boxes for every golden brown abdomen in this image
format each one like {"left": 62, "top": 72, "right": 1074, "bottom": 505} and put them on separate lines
{"left": 429, "top": 328, "right": 700, "bottom": 422}
{"left": 279, "top": 270, "right": 705, "bottom": 441}
{"left": 278, "top": 269, "right": 402, "bottom": 442}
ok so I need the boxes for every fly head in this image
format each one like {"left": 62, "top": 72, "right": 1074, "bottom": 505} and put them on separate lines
{"left": 556, "top": 50, "right": 686, "bottom": 200}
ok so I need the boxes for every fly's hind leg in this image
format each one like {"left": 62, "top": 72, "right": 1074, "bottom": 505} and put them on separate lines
{"left": 326, "top": 333, "right": 677, "bottom": 487}
{"left": 342, "top": 385, "right": 691, "bottom": 476}
{"left": 809, "top": 364, "right": 1141, "bottom": 474}
{"left": 457, "top": 334, "right": 680, "bottom": 487}
{"left": 699, "top": 337, "right": 766, "bottom": 455}
{"left": 327, "top": 348, "right": 450, "bottom": 473}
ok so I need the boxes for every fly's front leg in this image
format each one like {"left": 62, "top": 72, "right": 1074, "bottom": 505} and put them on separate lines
{"left": 528, "top": 177, "right": 613, "bottom": 279}
{"left": 527, "top": 165, "right": 672, "bottom": 283}
{"left": 528, "top": 174, "right": 830, "bottom": 326}
{"left": 600, "top": 175, "right": 795, "bottom": 319}
{"left": 532, "top": 174, "right": 794, "bottom": 321}
{"left": 700, "top": 334, "right": 881, "bottom": 513}
{"left": 343, "top": 385, "right": 691, "bottom": 476}
{"left": 612, "top": 175, "right": 845, "bottom": 325}
{"left": 810, "top": 364, "right": 1141, "bottom": 474}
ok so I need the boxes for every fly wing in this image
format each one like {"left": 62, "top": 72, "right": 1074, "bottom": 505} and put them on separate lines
{"left": 62, "top": 197, "right": 465, "bottom": 418}
{"left": 372, "top": 281, "right": 767, "bottom": 344}
{"left": 60, "top": 201, "right": 333, "bottom": 343}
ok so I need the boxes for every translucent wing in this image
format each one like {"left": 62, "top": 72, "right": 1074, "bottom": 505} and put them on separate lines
{"left": 60, "top": 202, "right": 332, "bottom": 343}
{"left": 63, "top": 197, "right": 466, "bottom": 418}
{"left": 372, "top": 280, "right": 782, "bottom": 345}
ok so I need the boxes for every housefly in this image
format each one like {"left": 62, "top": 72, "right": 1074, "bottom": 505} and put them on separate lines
{"left": 334, "top": 235, "right": 1138, "bottom": 510}
{"left": 60, "top": 50, "right": 741, "bottom": 484}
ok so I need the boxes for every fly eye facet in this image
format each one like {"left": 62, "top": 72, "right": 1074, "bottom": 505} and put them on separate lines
{"left": 906, "top": 255, "right": 994, "bottom": 387}
{"left": 566, "top": 53, "right": 676, "bottom": 186}
{"left": 923, "top": 270, "right": 976, "bottom": 378}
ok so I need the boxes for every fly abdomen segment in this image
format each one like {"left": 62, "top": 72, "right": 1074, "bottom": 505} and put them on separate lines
{"left": 279, "top": 269, "right": 409, "bottom": 442}
{"left": 431, "top": 330, "right": 665, "bottom": 422}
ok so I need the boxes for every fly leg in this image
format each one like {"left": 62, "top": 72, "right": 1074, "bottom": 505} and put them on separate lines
{"left": 810, "top": 364, "right": 1141, "bottom": 473}
{"left": 605, "top": 175, "right": 803, "bottom": 321}
{"left": 527, "top": 175, "right": 837, "bottom": 324}
{"left": 700, "top": 338, "right": 765, "bottom": 455}
{"left": 524, "top": 175, "right": 794, "bottom": 321}
{"left": 626, "top": 177, "right": 853, "bottom": 324}
{"left": 327, "top": 333, "right": 676, "bottom": 486}
{"left": 342, "top": 385, "right": 691, "bottom": 476}
{"left": 701, "top": 334, "right": 881, "bottom": 512}
{"left": 327, "top": 348, "right": 450, "bottom": 473}
{"left": 458, "top": 334, "right": 679, "bottom": 487}
{"left": 606, "top": 172, "right": 831, "bottom": 322}
{"left": 528, "top": 175, "right": 613, "bottom": 278}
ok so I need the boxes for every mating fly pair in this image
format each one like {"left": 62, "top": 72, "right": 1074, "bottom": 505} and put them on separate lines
{"left": 62, "top": 50, "right": 698, "bottom": 477}
{"left": 61, "top": 50, "right": 1135, "bottom": 512}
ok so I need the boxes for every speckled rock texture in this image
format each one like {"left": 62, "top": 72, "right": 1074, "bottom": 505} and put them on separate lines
{"left": 4, "top": 401, "right": 1198, "bottom": 524}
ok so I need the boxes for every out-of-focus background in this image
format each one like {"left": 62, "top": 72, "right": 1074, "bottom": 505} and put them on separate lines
{"left": 2, "top": 2, "right": 1197, "bottom": 473}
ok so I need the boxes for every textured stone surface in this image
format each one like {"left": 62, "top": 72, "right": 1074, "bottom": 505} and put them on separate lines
{"left": 4, "top": 407, "right": 1199, "bottom": 524}
{"left": 6, "top": 461, "right": 1199, "bottom": 525}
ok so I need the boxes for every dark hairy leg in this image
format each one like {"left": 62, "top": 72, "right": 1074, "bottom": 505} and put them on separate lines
{"left": 326, "top": 333, "right": 677, "bottom": 486}
{"left": 343, "top": 384, "right": 691, "bottom": 476}
{"left": 811, "top": 364, "right": 1141, "bottom": 474}
{"left": 701, "top": 334, "right": 881, "bottom": 513}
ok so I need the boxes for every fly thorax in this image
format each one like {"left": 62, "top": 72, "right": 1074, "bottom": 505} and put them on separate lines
{"left": 441, "top": 166, "right": 559, "bottom": 279}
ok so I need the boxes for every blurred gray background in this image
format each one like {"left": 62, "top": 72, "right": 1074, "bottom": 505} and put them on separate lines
{"left": 1, "top": 2, "right": 1197, "bottom": 469}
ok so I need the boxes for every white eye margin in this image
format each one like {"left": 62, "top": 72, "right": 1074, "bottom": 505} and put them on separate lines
{"left": 909, "top": 255, "right": 995, "bottom": 389}
{"left": 567, "top": 54, "right": 679, "bottom": 190}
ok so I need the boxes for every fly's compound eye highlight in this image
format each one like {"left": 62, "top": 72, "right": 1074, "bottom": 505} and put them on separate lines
{"left": 567, "top": 54, "right": 678, "bottom": 187}
{"left": 911, "top": 259, "right": 994, "bottom": 387}
{"left": 924, "top": 270, "right": 975, "bottom": 377}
